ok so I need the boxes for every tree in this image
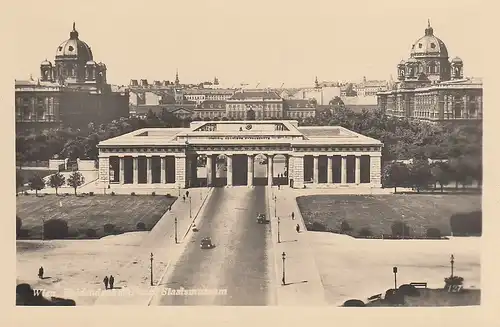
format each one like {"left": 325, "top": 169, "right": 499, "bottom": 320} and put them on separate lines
{"left": 16, "top": 216, "right": 22, "bottom": 237}
{"left": 47, "top": 172, "right": 66, "bottom": 195}
{"left": 431, "top": 161, "right": 452, "bottom": 192}
{"left": 28, "top": 174, "right": 45, "bottom": 196}
{"left": 67, "top": 171, "right": 85, "bottom": 195}
{"left": 382, "top": 162, "right": 410, "bottom": 193}
{"left": 408, "top": 159, "right": 432, "bottom": 192}
{"left": 16, "top": 171, "right": 24, "bottom": 193}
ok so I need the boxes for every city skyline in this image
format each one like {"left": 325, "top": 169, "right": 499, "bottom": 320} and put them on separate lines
{"left": 12, "top": 0, "right": 483, "bottom": 88}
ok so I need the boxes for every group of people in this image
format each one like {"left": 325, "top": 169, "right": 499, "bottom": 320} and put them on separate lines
{"left": 103, "top": 275, "right": 115, "bottom": 290}
{"left": 290, "top": 212, "right": 300, "bottom": 233}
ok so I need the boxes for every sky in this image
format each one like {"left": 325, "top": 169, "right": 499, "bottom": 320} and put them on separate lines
{"left": 9, "top": 0, "right": 484, "bottom": 88}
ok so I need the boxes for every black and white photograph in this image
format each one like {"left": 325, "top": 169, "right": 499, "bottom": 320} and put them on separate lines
{"left": 10, "top": 0, "right": 489, "bottom": 316}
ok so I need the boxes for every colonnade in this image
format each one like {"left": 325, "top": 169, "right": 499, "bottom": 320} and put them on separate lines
{"left": 99, "top": 152, "right": 382, "bottom": 188}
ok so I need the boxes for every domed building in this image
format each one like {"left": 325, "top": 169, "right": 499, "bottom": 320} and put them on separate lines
{"left": 15, "top": 23, "right": 129, "bottom": 132}
{"left": 378, "top": 20, "right": 482, "bottom": 123}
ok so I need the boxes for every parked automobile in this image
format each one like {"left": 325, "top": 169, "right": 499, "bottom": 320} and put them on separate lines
{"left": 200, "top": 236, "right": 215, "bottom": 249}
{"left": 256, "top": 213, "right": 270, "bottom": 224}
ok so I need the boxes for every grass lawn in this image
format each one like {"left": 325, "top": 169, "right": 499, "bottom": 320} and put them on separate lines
{"left": 297, "top": 194, "right": 481, "bottom": 237}
{"left": 16, "top": 194, "right": 177, "bottom": 239}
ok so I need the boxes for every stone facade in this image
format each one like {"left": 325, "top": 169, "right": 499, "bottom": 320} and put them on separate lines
{"left": 97, "top": 120, "right": 383, "bottom": 190}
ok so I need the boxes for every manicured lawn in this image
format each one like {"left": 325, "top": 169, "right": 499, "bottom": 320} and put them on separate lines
{"left": 16, "top": 194, "right": 177, "bottom": 239}
{"left": 296, "top": 194, "right": 481, "bottom": 237}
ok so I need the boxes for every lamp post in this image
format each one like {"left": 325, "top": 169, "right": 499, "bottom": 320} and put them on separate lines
{"left": 150, "top": 253, "right": 154, "bottom": 286}
{"left": 189, "top": 196, "right": 192, "bottom": 219}
{"left": 174, "top": 217, "right": 178, "bottom": 244}
{"left": 277, "top": 217, "right": 281, "bottom": 243}
{"left": 282, "top": 252, "right": 286, "bottom": 285}
{"left": 401, "top": 214, "right": 405, "bottom": 239}
{"left": 393, "top": 266, "right": 398, "bottom": 289}
{"left": 273, "top": 194, "right": 277, "bottom": 217}
{"left": 450, "top": 254, "right": 455, "bottom": 278}
{"left": 41, "top": 217, "right": 45, "bottom": 241}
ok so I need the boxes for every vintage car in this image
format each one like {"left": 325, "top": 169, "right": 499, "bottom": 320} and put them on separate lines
{"left": 256, "top": 213, "right": 270, "bottom": 224}
{"left": 200, "top": 236, "right": 215, "bottom": 249}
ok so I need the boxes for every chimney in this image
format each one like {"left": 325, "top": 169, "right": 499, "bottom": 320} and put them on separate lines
{"left": 140, "top": 79, "right": 148, "bottom": 87}
{"left": 130, "top": 79, "right": 138, "bottom": 86}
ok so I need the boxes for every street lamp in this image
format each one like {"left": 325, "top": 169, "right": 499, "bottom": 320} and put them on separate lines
{"left": 174, "top": 217, "right": 178, "bottom": 244}
{"left": 277, "top": 217, "right": 281, "bottom": 243}
{"left": 273, "top": 194, "right": 277, "bottom": 217}
{"left": 393, "top": 266, "right": 398, "bottom": 289}
{"left": 41, "top": 217, "right": 46, "bottom": 241}
{"left": 450, "top": 254, "right": 455, "bottom": 278}
{"left": 282, "top": 252, "right": 286, "bottom": 285}
{"left": 401, "top": 214, "right": 405, "bottom": 239}
{"left": 150, "top": 253, "right": 154, "bottom": 286}
{"left": 189, "top": 196, "right": 192, "bottom": 219}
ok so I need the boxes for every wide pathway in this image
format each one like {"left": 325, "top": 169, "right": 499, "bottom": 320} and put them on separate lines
{"left": 151, "top": 186, "right": 273, "bottom": 306}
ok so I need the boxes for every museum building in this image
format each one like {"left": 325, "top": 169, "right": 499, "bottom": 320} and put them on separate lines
{"left": 96, "top": 120, "right": 383, "bottom": 190}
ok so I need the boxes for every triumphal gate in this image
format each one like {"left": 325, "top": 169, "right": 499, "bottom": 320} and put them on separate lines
{"left": 97, "top": 120, "right": 383, "bottom": 190}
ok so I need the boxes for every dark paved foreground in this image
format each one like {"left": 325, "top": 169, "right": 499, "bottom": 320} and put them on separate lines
{"left": 156, "top": 186, "right": 271, "bottom": 305}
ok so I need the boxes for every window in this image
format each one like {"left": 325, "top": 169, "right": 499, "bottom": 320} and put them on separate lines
{"left": 419, "top": 43, "right": 422, "bottom": 48}
{"left": 431, "top": 43, "right": 436, "bottom": 48}
{"left": 68, "top": 45, "right": 74, "bottom": 51}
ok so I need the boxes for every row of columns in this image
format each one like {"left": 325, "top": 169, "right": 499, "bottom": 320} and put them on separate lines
{"left": 116, "top": 156, "right": 173, "bottom": 185}
{"left": 312, "top": 155, "right": 360, "bottom": 184}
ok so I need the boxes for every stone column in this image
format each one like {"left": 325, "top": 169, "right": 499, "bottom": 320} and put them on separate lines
{"left": 206, "top": 155, "right": 213, "bottom": 186}
{"left": 292, "top": 155, "right": 304, "bottom": 188}
{"left": 247, "top": 155, "right": 254, "bottom": 186}
{"left": 313, "top": 155, "right": 319, "bottom": 184}
{"left": 327, "top": 156, "right": 333, "bottom": 184}
{"left": 98, "top": 157, "right": 110, "bottom": 186}
{"left": 267, "top": 154, "right": 274, "bottom": 186}
{"left": 147, "top": 156, "right": 152, "bottom": 184}
{"left": 160, "top": 156, "right": 166, "bottom": 184}
{"left": 355, "top": 156, "right": 361, "bottom": 184}
{"left": 370, "top": 154, "right": 382, "bottom": 187}
{"left": 133, "top": 156, "right": 138, "bottom": 184}
{"left": 175, "top": 155, "right": 186, "bottom": 188}
{"left": 341, "top": 156, "right": 347, "bottom": 184}
{"left": 227, "top": 154, "right": 233, "bottom": 186}
{"left": 119, "top": 157, "right": 124, "bottom": 184}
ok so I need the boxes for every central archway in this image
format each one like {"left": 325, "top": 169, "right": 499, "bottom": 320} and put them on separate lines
{"left": 196, "top": 154, "right": 208, "bottom": 187}
{"left": 253, "top": 154, "right": 268, "bottom": 185}
{"left": 213, "top": 154, "right": 228, "bottom": 187}
{"left": 272, "top": 154, "right": 288, "bottom": 186}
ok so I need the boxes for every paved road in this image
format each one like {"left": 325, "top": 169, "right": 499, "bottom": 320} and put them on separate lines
{"left": 155, "top": 186, "right": 271, "bottom": 305}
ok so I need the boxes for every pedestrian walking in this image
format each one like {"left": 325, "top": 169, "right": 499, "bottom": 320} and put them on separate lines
{"left": 296, "top": 224, "right": 300, "bottom": 233}
{"left": 278, "top": 183, "right": 281, "bottom": 190}
{"left": 291, "top": 212, "right": 295, "bottom": 220}
{"left": 182, "top": 195, "right": 186, "bottom": 202}
{"left": 109, "top": 275, "right": 115, "bottom": 290}
{"left": 38, "top": 266, "right": 44, "bottom": 279}
{"left": 186, "top": 191, "right": 190, "bottom": 198}
{"left": 103, "top": 276, "right": 109, "bottom": 290}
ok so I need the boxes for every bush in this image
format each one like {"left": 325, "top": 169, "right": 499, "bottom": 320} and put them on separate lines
{"left": 131, "top": 192, "right": 136, "bottom": 196}
{"left": 358, "top": 227, "right": 372, "bottom": 237}
{"left": 444, "top": 276, "right": 464, "bottom": 286}
{"left": 16, "top": 216, "right": 22, "bottom": 237}
{"left": 136, "top": 222, "right": 146, "bottom": 231}
{"left": 310, "top": 221, "right": 326, "bottom": 231}
{"left": 391, "top": 220, "right": 411, "bottom": 238}
{"left": 43, "top": 219, "right": 69, "bottom": 239}
{"left": 103, "top": 223, "right": 116, "bottom": 235}
{"left": 89, "top": 192, "right": 94, "bottom": 196}
{"left": 85, "top": 228, "right": 97, "bottom": 238}
{"left": 151, "top": 192, "right": 156, "bottom": 196}
{"left": 398, "top": 284, "right": 420, "bottom": 297}
{"left": 450, "top": 211, "right": 482, "bottom": 236}
{"left": 111, "top": 191, "right": 116, "bottom": 196}
{"left": 426, "top": 227, "right": 442, "bottom": 239}
{"left": 340, "top": 220, "right": 352, "bottom": 233}
{"left": 342, "top": 299, "right": 365, "bottom": 307}
{"left": 384, "top": 288, "right": 405, "bottom": 305}
{"left": 24, "top": 191, "right": 29, "bottom": 196}
{"left": 166, "top": 193, "right": 172, "bottom": 198}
